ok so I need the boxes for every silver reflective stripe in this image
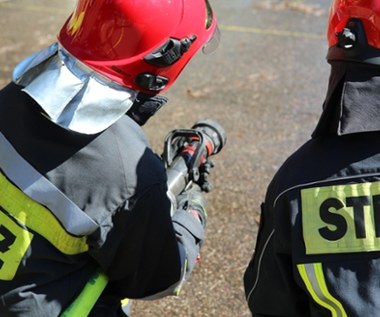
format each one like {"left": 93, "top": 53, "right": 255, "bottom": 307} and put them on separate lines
{"left": 0, "top": 132, "right": 98, "bottom": 236}
{"left": 297, "top": 263, "right": 347, "bottom": 317}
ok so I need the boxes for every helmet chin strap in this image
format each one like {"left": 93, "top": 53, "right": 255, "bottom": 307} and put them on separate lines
{"left": 135, "top": 73, "right": 169, "bottom": 92}
{"left": 126, "top": 93, "right": 168, "bottom": 126}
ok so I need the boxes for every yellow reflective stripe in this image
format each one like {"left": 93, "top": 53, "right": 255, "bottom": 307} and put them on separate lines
{"left": 0, "top": 210, "right": 33, "bottom": 280}
{"left": 121, "top": 298, "right": 130, "bottom": 307}
{"left": 297, "top": 263, "right": 347, "bottom": 317}
{"left": 0, "top": 171, "right": 88, "bottom": 255}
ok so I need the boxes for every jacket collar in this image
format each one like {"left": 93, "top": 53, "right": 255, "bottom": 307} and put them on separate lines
{"left": 313, "top": 62, "right": 380, "bottom": 138}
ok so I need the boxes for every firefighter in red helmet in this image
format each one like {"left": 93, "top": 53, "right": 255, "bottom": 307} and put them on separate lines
{"left": 0, "top": 0, "right": 220, "bottom": 316}
{"left": 244, "top": 1, "right": 380, "bottom": 316}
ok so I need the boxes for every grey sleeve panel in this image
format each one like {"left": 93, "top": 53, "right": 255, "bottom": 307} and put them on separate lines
{"left": 172, "top": 209, "right": 205, "bottom": 278}
{"left": 0, "top": 132, "right": 98, "bottom": 236}
{"left": 172, "top": 209, "right": 205, "bottom": 241}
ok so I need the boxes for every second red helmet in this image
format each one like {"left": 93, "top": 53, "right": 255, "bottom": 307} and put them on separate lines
{"left": 58, "top": 0, "right": 219, "bottom": 93}
{"left": 327, "top": 0, "right": 380, "bottom": 65}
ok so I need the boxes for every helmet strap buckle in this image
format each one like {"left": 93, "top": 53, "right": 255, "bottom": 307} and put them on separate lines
{"left": 135, "top": 73, "right": 169, "bottom": 92}
{"left": 337, "top": 28, "right": 356, "bottom": 49}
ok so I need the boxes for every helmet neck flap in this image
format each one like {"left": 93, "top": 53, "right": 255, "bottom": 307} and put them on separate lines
{"left": 13, "top": 43, "right": 137, "bottom": 135}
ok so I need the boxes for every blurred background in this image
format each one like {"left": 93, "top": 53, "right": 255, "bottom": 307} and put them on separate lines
{"left": 0, "top": 0, "right": 331, "bottom": 316}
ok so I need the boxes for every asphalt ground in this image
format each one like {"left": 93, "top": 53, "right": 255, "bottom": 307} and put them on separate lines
{"left": 0, "top": 1, "right": 331, "bottom": 316}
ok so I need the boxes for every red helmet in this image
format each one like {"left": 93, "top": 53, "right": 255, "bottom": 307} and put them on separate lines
{"left": 58, "top": 0, "right": 219, "bottom": 93}
{"left": 327, "top": 0, "right": 380, "bottom": 64}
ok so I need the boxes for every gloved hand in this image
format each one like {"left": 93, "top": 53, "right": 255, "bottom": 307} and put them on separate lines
{"left": 198, "top": 158, "right": 215, "bottom": 193}
{"left": 172, "top": 184, "right": 208, "bottom": 277}
{"left": 176, "top": 184, "right": 207, "bottom": 227}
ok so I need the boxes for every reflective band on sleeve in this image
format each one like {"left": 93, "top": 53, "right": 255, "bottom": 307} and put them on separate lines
{"left": 0, "top": 132, "right": 98, "bottom": 236}
{"left": 0, "top": 170, "right": 88, "bottom": 254}
{"left": 297, "top": 263, "right": 347, "bottom": 317}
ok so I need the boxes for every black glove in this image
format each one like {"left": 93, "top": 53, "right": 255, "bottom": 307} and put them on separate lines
{"left": 172, "top": 184, "right": 208, "bottom": 277}
{"left": 176, "top": 184, "right": 207, "bottom": 226}
{"left": 126, "top": 93, "right": 168, "bottom": 126}
{"left": 197, "top": 158, "right": 215, "bottom": 193}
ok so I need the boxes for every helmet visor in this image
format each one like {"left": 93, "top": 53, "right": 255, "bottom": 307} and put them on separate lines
{"left": 205, "top": 0, "right": 214, "bottom": 29}
{"left": 202, "top": 25, "right": 221, "bottom": 54}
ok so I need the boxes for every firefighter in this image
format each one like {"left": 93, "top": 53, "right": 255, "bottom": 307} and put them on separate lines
{"left": 244, "top": 1, "right": 380, "bottom": 316}
{"left": 0, "top": 0, "right": 220, "bottom": 316}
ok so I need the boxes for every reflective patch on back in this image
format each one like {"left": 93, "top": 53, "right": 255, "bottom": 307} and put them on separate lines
{"left": 301, "top": 182, "right": 380, "bottom": 254}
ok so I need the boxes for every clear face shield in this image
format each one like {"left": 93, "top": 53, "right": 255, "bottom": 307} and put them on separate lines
{"left": 202, "top": 25, "right": 221, "bottom": 54}
{"left": 202, "top": 0, "right": 220, "bottom": 55}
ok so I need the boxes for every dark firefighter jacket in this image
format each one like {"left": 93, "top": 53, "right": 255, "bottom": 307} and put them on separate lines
{"left": 244, "top": 62, "right": 380, "bottom": 316}
{"left": 0, "top": 82, "right": 200, "bottom": 317}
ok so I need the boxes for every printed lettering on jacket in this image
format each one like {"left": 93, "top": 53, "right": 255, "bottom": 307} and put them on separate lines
{"left": 301, "top": 181, "right": 380, "bottom": 254}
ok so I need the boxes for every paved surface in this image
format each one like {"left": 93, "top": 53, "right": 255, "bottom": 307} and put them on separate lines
{"left": 0, "top": 0, "right": 331, "bottom": 316}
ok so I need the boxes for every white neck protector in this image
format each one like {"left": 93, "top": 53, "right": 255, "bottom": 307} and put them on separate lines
{"left": 13, "top": 43, "right": 137, "bottom": 135}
